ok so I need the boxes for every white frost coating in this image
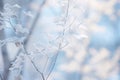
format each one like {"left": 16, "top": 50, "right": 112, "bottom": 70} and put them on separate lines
{"left": 9, "top": 53, "right": 25, "bottom": 70}
{"left": 15, "top": 24, "right": 29, "bottom": 35}
{"left": 23, "top": 11, "right": 34, "bottom": 18}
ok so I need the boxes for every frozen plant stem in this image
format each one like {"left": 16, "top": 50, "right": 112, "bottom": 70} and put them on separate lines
{"left": 6, "top": 0, "right": 47, "bottom": 80}
{"left": 46, "top": 0, "right": 70, "bottom": 79}
{"left": 21, "top": 43, "right": 45, "bottom": 80}
{"left": 12, "top": 0, "right": 47, "bottom": 70}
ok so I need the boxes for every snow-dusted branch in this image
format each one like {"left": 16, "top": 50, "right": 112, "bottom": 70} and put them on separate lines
{"left": 22, "top": 43, "right": 46, "bottom": 80}
{"left": 0, "top": 0, "right": 88, "bottom": 80}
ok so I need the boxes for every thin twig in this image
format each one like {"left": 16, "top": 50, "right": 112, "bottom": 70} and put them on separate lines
{"left": 45, "top": 48, "right": 60, "bottom": 80}
{"left": 46, "top": 1, "right": 70, "bottom": 79}
{"left": 12, "top": 0, "right": 47, "bottom": 62}
{"left": 64, "top": 0, "right": 70, "bottom": 24}
{"left": 6, "top": 1, "right": 47, "bottom": 80}
{"left": 21, "top": 43, "right": 45, "bottom": 80}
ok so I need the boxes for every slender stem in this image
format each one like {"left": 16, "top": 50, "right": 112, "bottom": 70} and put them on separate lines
{"left": 8, "top": 1, "right": 47, "bottom": 79}
{"left": 12, "top": 0, "right": 47, "bottom": 63}
{"left": 64, "top": 0, "right": 70, "bottom": 24}
{"left": 21, "top": 43, "right": 45, "bottom": 80}
{"left": 45, "top": 49, "right": 60, "bottom": 80}
{"left": 46, "top": 0, "right": 71, "bottom": 79}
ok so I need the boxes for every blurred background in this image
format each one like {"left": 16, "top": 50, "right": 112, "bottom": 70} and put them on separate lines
{"left": 0, "top": 0, "right": 120, "bottom": 80}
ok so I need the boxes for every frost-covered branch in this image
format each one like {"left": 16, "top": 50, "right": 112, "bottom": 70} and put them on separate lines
{"left": 21, "top": 43, "right": 45, "bottom": 80}
{"left": 13, "top": 0, "right": 47, "bottom": 65}
{"left": 0, "top": 0, "right": 88, "bottom": 80}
